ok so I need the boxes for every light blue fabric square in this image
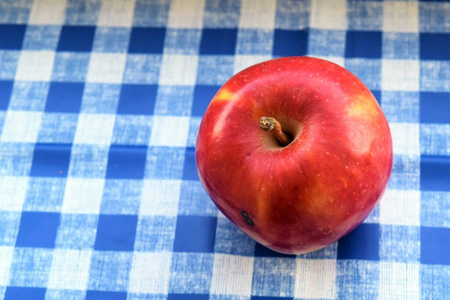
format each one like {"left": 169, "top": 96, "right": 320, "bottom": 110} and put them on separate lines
{"left": 345, "top": 58, "right": 381, "bottom": 90}
{"left": 9, "top": 81, "right": 49, "bottom": 111}
{"left": 420, "top": 61, "right": 450, "bottom": 92}
{"left": 308, "top": 29, "right": 346, "bottom": 57}
{"left": 24, "top": 177, "right": 66, "bottom": 212}
{"left": 178, "top": 181, "right": 218, "bottom": 216}
{"left": 154, "top": 85, "right": 194, "bottom": 117}
{"left": 164, "top": 29, "right": 202, "bottom": 55}
{"left": 252, "top": 257, "right": 296, "bottom": 297}
{"left": 93, "top": 27, "right": 131, "bottom": 53}
{"left": 196, "top": 55, "right": 234, "bottom": 85}
{"left": 123, "top": 54, "right": 162, "bottom": 84}
{"left": 145, "top": 146, "right": 185, "bottom": 180}
{"left": 0, "top": 211, "right": 21, "bottom": 246}
{"left": 0, "top": 51, "right": 20, "bottom": 80}
{"left": 134, "top": 216, "right": 176, "bottom": 252}
{"left": 9, "top": 247, "right": 54, "bottom": 287}
{"left": 133, "top": 0, "right": 170, "bottom": 27}
{"left": 420, "top": 124, "right": 450, "bottom": 156}
{"left": 112, "top": 115, "right": 152, "bottom": 145}
{"left": 65, "top": 0, "right": 101, "bottom": 25}
{"left": 0, "top": 0, "right": 32, "bottom": 24}
{"left": 55, "top": 214, "right": 98, "bottom": 249}
{"left": 22, "top": 26, "right": 61, "bottom": 50}
{"left": 381, "top": 91, "right": 419, "bottom": 123}
{"left": 275, "top": 0, "right": 310, "bottom": 30}
{"left": 204, "top": 0, "right": 241, "bottom": 28}
{"left": 0, "top": 143, "right": 34, "bottom": 176}
{"left": 68, "top": 145, "right": 109, "bottom": 178}
{"left": 88, "top": 251, "right": 133, "bottom": 291}
{"left": 336, "top": 260, "right": 380, "bottom": 300}
{"left": 214, "top": 217, "right": 255, "bottom": 256}
{"left": 236, "top": 29, "right": 274, "bottom": 55}
{"left": 388, "top": 154, "right": 420, "bottom": 190}
{"left": 169, "top": 253, "right": 214, "bottom": 294}
{"left": 380, "top": 225, "right": 420, "bottom": 262}
{"left": 382, "top": 33, "right": 419, "bottom": 60}
{"left": 52, "top": 52, "right": 90, "bottom": 82}
{"left": 81, "top": 83, "right": 121, "bottom": 114}
{"left": 37, "top": 113, "right": 78, "bottom": 143}
{"left": 100, "top": 179, "right": 143, "bottom": 215}
{"left": 347, "top": 1, "right": 383, "bottom": 30}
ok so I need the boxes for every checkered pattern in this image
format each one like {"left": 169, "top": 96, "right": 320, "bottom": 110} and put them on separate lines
{"left": 0, "top": 0, "right": 448, "bottom": 299}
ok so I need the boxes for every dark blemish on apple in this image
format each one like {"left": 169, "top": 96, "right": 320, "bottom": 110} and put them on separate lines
{"left": 241, "top": 210, "right": 254, "bottom": 226}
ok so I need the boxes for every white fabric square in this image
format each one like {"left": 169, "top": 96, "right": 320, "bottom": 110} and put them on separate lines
{"left": 128, "top": 252, "right": 172, "bottom": 293}
{"left": 140, "top": 179, "right": 181, "bottom": 216}
{"left": 87, "top": 53, "right": 126, "bottom": 84}
{"left": 382, "top": 59, "right": 419, "bottom": 91}
{"left": 150, "top": 116, "right": 190, "bottom": 147}
{"left": 383, "top": 2, "right": 419, "bottom": 33}
{"left": 233, "top": 55, "right": 272, "bottom": 74}
{"left": 1, "top": 111, "right": 42, "bottom": 143}
{"left": 210, "top": 254, "right": 254, "bottom": 296}
{"left": 98, "top": 0, "right": 136, "bottom": 27}
{"left": 74, "top": 113, "right": 116, "bottom": 145}
{"left": 15, "top": 51, "right": 55, "bottom": 81}
{"left": 379, "top": 262, "right": 420, "bottom": 300}
{"left": 62, "top": 178, "right": 105, "bottom": 214}
{"left": 0, "top": 177, "right": 28, "bottom": 212}
{"left": 239, "top": 0, "right": 277, "bottom": 29}
{"left": 159, "top": 55, "right": 199, "bottom": 86}
{"left": 310, "top": 0, "right": 347, "bottom": 30}
{"left": 29, "top": 0, "right": 67, "bottom": 25}
{"left": 295, "top": 259, "right": 337, "bottom": 299}
{"left": 390, "top": 123, "right": 420, "bottom": 155}
{"left": 167, "top": 0, "right": 205, "bottom": 29}
{"left": 380, "top": 189, "right": 420, "bottom": 226}
{"left": 0, "top": 246, "right": 14, "bottom": 285}
{"left": 48, "top": 249, "right": 92, "bottom": 290}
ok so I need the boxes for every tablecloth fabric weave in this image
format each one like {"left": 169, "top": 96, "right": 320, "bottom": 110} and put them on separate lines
{"left": 0, "top": 0, "right": 449, "bottom": 299}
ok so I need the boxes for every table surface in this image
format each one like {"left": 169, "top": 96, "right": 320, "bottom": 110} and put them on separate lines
{"left": 0, "top": 0, "right": 449, "bottom": 299}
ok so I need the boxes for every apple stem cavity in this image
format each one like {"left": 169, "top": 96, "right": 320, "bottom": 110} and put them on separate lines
{"left": 259, "top": 117, "right": 292, "bottom": 147}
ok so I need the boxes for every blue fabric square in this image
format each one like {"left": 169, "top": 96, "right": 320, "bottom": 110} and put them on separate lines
{"left": 9, "top": 81, "right": 49, "bottom": 111}
{"left": 389, "top": 154, "right": 420, "bottom": 190}
{"left": 0, "top": 25, "right": 26, "bottom": 49}
{"left": 273, "top": 29, "right": 308, "bottom": 57}
{"left": 251, "top": 257, "right": 296, "bottom": 298}
{"left": 94, "top": 214, "right": 138, "bottom": 251}
{"left": 123, "top": 54, "right": 162, "bottom": 84}
{"left": 69, "top": 145, "right": 109, "bottom": 178}
{"left": 65, "top": 0, "right": 101, "bottom": 25}
{"left": 81, "top": 83, "right": 121, "bottom": 114}
{"left": 93, "top": 27, "right": 130, "bottom": 53}
{"left": 101, "top": 179, "right": 142, "bottom": 215}
{"left": 30, "top": 143, "right": 72, "bottom": 177}
{"left": 4, "top": 287, "right": 46, "bottom": 300}
{"left": 347, "top": 1, "right": 382, "bottom": 31}
{"left": 236, "top": 29, "right": 274, "bottom": 55}
{"left": 275, "top": 0, "right": 310, "bottom": 30}
{"left": 106, "top": 145, "right": 147, "bottom": 179}
{"left": 0, "top": 143, "right": 34, "bottom": 176}
{"left": 22, "top": 25, "right": 60, "bottom": 50}
{"left": 37, "top": 113, "right": 78, "bottom": 144}
{"left": 111, "top": 115, "right": 152, "bottom": 145}
{"left": 0, "top": 50, "right": 20, "bottom": 80}
{"left": 154, "top": 85, "right": 194, "bottom": 116}
{"left": 421, "top": 155, "right": 450, "bottom": 192}
{"left": 57, "top": 26, "right": 96, "bottom": 52}
{"left": 420, "top": 92, "right": 450, "bottom": 124}
{"left": 203, "top": 0, "right": 241, "bottom": 28}
{"left": 174, "top": 215, "right": 217, "bottom": 253}
{"left": 24, "top": 177, "right": 66, "bottom": 212}
{"left": 192, "top": 85, "right": 219, "bottom": 117}
{"left": 15, "top": 212, "right": 60, "bottom": 248}
{"left": 168, "top": 295, "right": 209, "bottom": 300}
{"left": 345, "top": 58, "right": 381, "bottom": 90}
{"left": 9, "top": 247, "right": 54, "bottom": 287}
{"left": 128, "top": 27, "right": 166, "bottom": 54}
{"left": 421, "top": 226, "right": 450, "bottom": 265}
{"left": 145, "top": 146, "right": 185, "bottom": 179}
{"left": 117, "top": 84, "right": 157, "bottom": 115}
{"left": 164, "top": 29, "right": 201, "bottom": 55}
{"left": 169, "top": 253, "right": 214, "bottom": 294}
{"left": 55, "top": 214, "right": 98, "bottom": 249}
{"left": 345, "top": 31, "right": 382, "bottom": 58}
{"left": 200, "top": 29, "right": 238, "bottom": 55}
{"left": 336, "top": 260, "right": 379, "bottom": 299}
{"left": 337, "top": 223, "right": 380, "bottom": 260}
{"left": 196, "top": 56, "right": 234, "bottom": 86}
{"left": 0, "top": 211, "right": 21, "bottom": 246}
{"left": 382, "top": 33, "right": 419, "bottom": 60}
{"left": 254, "top": 243, "right": 296, "bottom": 258}
{"left": 308, "top": 29, "right": 345, "bottom": 57}
{"left": 183, "top": 147, "right": 199, "bottom": 181}
{"left": 371, "top": 90, "right": 381, "bottom": 105}
{"left": 88, "top": 251, "right": 133, "bottom": 291}
{"left": 52, "top": 52, "right": 90, "bottom": 82}
{"left": 134, "top": 216, "right": 176, "bottom": 252}
{"left": 380, "top": 225, "right": 420, "bottom": 263}
{"left": 45, "top": 82, "right": 84, "bottom": 113}
{"left": 86, "top": 291, "right": 127, "bottom": 300}
{"left": 178, "top": 181, "right": 218, "bottom": 216}
{"left": 0, "top": 0, "right": 32, "bottom": 24}
{"left": 133, "top": 0, "right": 171, "bottom": 27}
{"left": 421, "top": 33, "right": 450, "bottom": 60}
{"left": 420, "top": 191, "right": 449, "bottom": 228}
{"left": 0, "top": 80, "right": 13, "bottom": 110}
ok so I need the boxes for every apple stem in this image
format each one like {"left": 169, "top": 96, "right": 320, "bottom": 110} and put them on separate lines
{"left": 259, "top": 117, "right": 292, "bottom": 146}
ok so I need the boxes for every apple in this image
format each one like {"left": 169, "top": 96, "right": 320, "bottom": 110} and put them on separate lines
{"left": 195, "top": 56, "right": 393, "bottom": 254}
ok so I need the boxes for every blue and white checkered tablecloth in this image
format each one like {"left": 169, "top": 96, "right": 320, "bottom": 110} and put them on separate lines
{"left": 0, "top": 0, "right": 449, "bottom": 299}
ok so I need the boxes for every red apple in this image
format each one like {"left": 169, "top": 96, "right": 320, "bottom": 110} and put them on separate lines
{"left": 195, "top": 56, "right": 393, "bottom": 254}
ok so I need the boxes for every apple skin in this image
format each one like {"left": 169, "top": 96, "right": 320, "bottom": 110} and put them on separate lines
{"left": 195, "top": 57, "right": 393, "bottom": 254}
